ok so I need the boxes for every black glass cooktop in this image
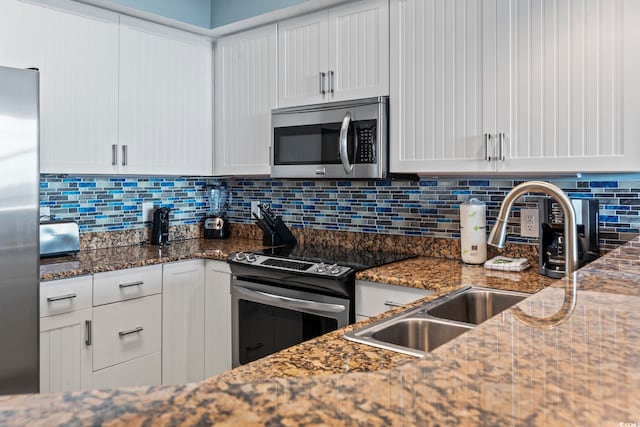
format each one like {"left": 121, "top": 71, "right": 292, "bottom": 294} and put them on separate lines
{"left": 255, "top": 244, "right": 415, "bottom": 271}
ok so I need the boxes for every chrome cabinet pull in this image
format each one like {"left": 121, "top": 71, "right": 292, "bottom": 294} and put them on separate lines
{"left": 112, "top": 144, "right": 118, "bottom": 166}
{"left": 329, "top": 70, "right": 335, "bottom": 94}
{"left": 118, "top": 326, "right": 143, "bottom": 337}
{"left": 85, "top": 320, "right": 92, "bottom": 346}
{"left": 121, "top": 145, "right": 128, "bottom": 166}
{"left": 47, "top": 293, "right": 77, "bottom": 302}
{"left": 119, "top": 280, "right": 144, "bottom": 289}
{"left": 498, "top": 132, "right": 505, "bottom": 161}
{"left": 319, "top": 72, "right": 326, "bottom": 95}
{"left": 384, "top": 301, "right": 403, "bottom": 308}
{"left": 484, "top": 134, "right": 492, "bottom": 161}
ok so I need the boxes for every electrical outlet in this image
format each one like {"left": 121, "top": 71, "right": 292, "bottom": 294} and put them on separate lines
{"left": 251, "top": 201, "right": 262, "bottom": 220}
{"left": 142, "top": 202, "right": 155, "bottom": 222}
{"left": 520, "top": 208, "right": 539, "bottom": 238}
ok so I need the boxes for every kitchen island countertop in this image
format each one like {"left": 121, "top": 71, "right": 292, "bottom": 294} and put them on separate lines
{"left": 8, "top": 238, "right": 638, "bottom": 425}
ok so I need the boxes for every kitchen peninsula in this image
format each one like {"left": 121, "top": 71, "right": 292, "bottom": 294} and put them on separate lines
{"left": 1, "top": 233, "right": 639, "bottom": 425}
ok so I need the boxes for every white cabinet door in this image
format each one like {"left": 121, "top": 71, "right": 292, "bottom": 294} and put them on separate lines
{"left": 92, "top": 352, "right": 161, "bottom": 389}
{"left": 355, "top": 280, "right": 431, "bottom": 321}
{"left": 40, "top": 308, "right": 92, "bottom": 393}
{"left": 162, "top": 260, "right": 206, "bottom": 385}
{"left": 0, "top": 0, "right": 120, "bottom": 174}
{"left": 498, "top": 0, "right": 640, "bottom": 173}
{"left": 119, "top": 17, "right": 213, "bottom": 176}
{"left": 278, "top": 11, "right": 329, "bottom": 107}
{"left": 204, "top": 260, "right": 232, "bottom": 377}
{"left": 214, "top": 24, "right": 277, "bottom": 176}
{"left": 390, "top": 0, "right": 494, "bottom": 174}
{"left": 328, "top": 0, "right": 389, "bottom": 102}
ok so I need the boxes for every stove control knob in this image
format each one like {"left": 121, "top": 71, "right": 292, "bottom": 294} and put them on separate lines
{"left": 235, "top": 252, "right": 247, "bottom": 261}
{"left": 246, "top": 253, "right": 257, "bottom": 263}
{"left": 316, "top": 262, "right": 327, "bottom": 273}
{"left": 329, "top": 264, "right": 341, "bottom": 275}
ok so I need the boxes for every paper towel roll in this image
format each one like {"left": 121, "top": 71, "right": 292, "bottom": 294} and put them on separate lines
{"left": 460, "top": 198, "right": 487, "bottom": 264}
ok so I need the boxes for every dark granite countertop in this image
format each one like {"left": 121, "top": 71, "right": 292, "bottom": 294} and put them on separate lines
{"left": 10, "top": 237, "right": 638, "bottom": 425}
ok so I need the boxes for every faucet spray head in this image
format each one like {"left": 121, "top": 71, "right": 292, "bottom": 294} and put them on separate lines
{"left": 487, "top": 218, "right": 508, "bottom": 248}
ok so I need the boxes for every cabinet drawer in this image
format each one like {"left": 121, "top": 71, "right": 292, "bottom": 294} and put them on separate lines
{"left": 92, "top": 294, "right": 161, "bottom": 370}
{"left": 355, "top": 280, "right": 432, "bottom": 318}
{"left": 93, "top": 265, "right": 162, "bottom": 306}
{"left": 40, "top": 276, "right": 93, "bottom": 318}
{"left": 92, "top": 352, "right": 161, "bottom": 389}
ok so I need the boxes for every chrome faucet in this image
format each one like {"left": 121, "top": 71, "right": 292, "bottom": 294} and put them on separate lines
{"left": 487, "top": 181, "right": 578, "bottom": 276}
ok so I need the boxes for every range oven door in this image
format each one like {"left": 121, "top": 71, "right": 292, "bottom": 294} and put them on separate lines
{"left": 271, "top": 96, "right": 388, "bottom": 179}
{"left": 231, "top": 279, "right": 350, "bottom": 367}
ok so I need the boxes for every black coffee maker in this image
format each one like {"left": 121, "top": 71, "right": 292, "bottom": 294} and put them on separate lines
{"left": 538, "top": 197, "right": 599, "bottom": 278}
{"left": 151, "top": 208, "right": 170, "bottom": 246}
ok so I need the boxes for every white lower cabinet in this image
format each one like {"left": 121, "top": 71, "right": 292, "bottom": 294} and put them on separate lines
{"left": 204, "top": 260, "right": 232, "bottom": 377}
{"left": 92, "top": 294, "right": 162, "bottom": 372}
{"left": 39, "top": 275, "right": 93, "bottom": 394}
{"left": 355, "top": 280, "right": 432, "bottom": 322}
{"left": 39, "top": 308, "right": 93, "bottom": 393}
{"left": 162, "top": 260, "right": 206, "bottom": 385}
{"left": 92, "top": 352, "right": 161, "bottom": 389}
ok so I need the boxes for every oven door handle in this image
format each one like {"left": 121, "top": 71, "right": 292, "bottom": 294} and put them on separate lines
{"left": 234, "top": 286, "right": 346, "bottom": 314}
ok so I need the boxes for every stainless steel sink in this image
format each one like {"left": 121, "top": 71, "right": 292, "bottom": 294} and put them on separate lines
{"left": 426, "top": 288, "right": 527, "bottom": 325}
{"left": 344, "top": 286, "right": 528, "bottom": 357}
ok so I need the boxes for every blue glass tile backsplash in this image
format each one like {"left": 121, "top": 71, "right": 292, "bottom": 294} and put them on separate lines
{"left": 40, "top": 175, "right": 640, "bottom": 251}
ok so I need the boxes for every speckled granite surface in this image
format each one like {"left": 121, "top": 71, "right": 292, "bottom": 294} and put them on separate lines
{"left": 2, "top": 241, "right": 639, "bottom": 425}
{"left": 40, "top": 237, "right": 264, "bottom": 281}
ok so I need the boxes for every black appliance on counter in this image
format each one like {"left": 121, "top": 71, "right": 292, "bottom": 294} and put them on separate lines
{"left": 151, "top": 208, "right": 170, "bottom": 246}
{"left": 228, "top": 245, "right": 413, "bottom": 367}
{"left": 539, "top": 197, "right": 600, "bottom": 278}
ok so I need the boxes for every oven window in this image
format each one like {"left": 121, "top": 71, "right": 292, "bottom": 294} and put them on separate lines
{"left": 238, "top": 299, "right": 338, "bottom": 365}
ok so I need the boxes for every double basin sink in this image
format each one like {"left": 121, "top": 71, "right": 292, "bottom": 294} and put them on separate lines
{"left": 344, "top": 286, "right": 528, "bottom": 357}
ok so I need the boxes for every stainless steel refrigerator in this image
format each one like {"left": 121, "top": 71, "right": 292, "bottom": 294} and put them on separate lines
{"left": 0, "top": 66, "right": 40, "bottom": 395}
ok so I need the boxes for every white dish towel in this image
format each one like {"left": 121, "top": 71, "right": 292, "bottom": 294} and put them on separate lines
{"left": 484, "top": 256, "right": 531, "bottom": 272}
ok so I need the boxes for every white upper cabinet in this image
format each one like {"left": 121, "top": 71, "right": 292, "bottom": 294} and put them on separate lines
{"left": 119, "top": 17, "right": 213, "bottom": 176}
{"left": 391, "top": 0, "right": 640, "bottom": 174}
{"left": 0, "top": 0, "right": 120, "bottom": 174}
{"left": 327, "top": 0, "right": 389, "bottom": 102}
{"left": 500, "top": 0, "right": 640, "bottom": 173}
{"left": 214, "top": 24, "right": 277, "bottom": 176}
{"left": 278, "top": 0, "right": 389, "bottom": 108}
{"left": 390, "top": 0, "right": 492, "bottom": 174}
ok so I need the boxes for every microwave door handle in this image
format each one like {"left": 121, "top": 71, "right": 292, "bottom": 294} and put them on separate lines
{"left": 234, "top": 285, "right": 346, "bottom": 314}
{"left": 339, "top": 111, "right": 355, "bottom": 174}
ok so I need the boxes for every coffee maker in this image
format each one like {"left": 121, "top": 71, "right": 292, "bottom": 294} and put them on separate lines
{"left": 538, "top": 197, "right": 600, "bottom": 278}
{"left": 151, "top": 207, "right": 170, "bottom": 246}
{"left": 204, "top": 183, "right": 230, "bottom": 239}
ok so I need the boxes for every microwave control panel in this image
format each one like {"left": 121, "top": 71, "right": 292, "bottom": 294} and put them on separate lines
{"left": 356, "top": 127, "right": 376, "bottom": 163}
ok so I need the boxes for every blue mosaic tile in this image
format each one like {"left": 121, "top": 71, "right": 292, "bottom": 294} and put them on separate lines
{"left": 590, "top": 181, "right": 618, "bottom": 188}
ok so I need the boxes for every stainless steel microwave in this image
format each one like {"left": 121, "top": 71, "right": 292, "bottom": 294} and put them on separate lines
{"left": 271, "top": 96, "right": 388, "bottom": 179}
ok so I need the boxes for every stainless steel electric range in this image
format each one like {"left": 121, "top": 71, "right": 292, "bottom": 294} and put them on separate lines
{"left": 228, "top": 245, "right": 413, "bottom": 367}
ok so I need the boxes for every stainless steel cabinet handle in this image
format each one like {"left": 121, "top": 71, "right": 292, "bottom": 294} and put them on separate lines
{"left": 498, "top": 132, "right": 505, "bottom": 161}
{"left": 47, "top": 293, "right": 77, "bottom": 302}
{"left": 319, "top": 72, "right": 326, "bottom": 95}
{"left": 112, "top": 144, "right": 118, "bottom": 166}
{"left": 484, "top": 134, "right": 492, "bottom": 161}
{"left": 339, "top": 111, "right": 356, "bottom": 174}
{"left": 384, "top": 301, "right": 404, "bottom": 308}
{"left": 234, "top": 285, "right": 346, "bottom": 314}
{"left": 85, "top": 320, "right": 92, "bottom": 346}
{"left": 121, "top": 145, "right": 128, "bottom": 166}
{"left": 118, "top": 326, "right": 143, "bottom": 337}
{"left": 329, "top": 70, "right": 335, "bottom": 94}
{"left": 119, "top": 280, "right": 144, "bottom": 289}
